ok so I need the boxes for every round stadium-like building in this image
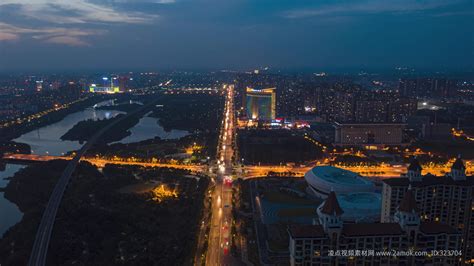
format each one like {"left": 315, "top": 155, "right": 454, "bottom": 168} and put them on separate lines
{"left": 305, "top": 166, "right": 375, "bottom": 198}
{"left": 305, "top": 166, "right": 381, "bottom": 222}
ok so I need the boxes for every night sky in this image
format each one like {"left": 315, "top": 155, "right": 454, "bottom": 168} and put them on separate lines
{"left": 0, "top": 0, "right": 472, "bottom": 71}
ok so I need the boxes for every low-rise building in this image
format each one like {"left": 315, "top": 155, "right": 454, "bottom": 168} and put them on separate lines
{"left": 334, "top": 122, "right": 405, "bottom": 147}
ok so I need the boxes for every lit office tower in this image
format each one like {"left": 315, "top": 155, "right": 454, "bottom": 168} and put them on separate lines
{"left": 245, "top": 87, "right": 276, "bottom": 121}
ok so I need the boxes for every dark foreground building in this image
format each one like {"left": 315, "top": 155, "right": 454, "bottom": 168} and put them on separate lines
{"left": 288, "top": 190, "right": 463, "bottom": 265}
{"left": 381, "top": 158, "right": 474, "bottom": 263}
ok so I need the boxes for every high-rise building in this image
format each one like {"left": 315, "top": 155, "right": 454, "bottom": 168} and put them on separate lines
{"left": 387, "top": 98, "right": 417, "bottom": 123}
{"left": 399, "top": 78, "right": 418, "bottom": 97}
{"left": 381, "top": 158, "right": 474, "bottom": 263}
{"left": 399, "top": 78, "right": 457, "bottom": 98}
{"left": 354, "top": 99, "right": 387, "bottom": 123}
{"left": 330, "top": 90, "right": 356, "bottom": 122}
{"left": 118, "top": 76, "right": 129, "bottom": 92}
{"left": 288, "top": 190, "right": 461, "bottom": 265}
{"left": 277, "top": 82, "right": 303, "bottom": 117}
{"left": 245, "top": 87, "right": 276, "bottom": 121}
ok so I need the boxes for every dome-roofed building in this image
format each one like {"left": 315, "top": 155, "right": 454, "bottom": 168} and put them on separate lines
{"left": 306, "top": 166, "right": 381, "bottom": 222}
{"left": 305, "top": 166, "right": 375, "bottom": 198}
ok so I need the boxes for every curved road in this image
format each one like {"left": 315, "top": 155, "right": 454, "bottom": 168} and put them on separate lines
{"left": 28, "top": 100, "right": 156, "bottom": 266}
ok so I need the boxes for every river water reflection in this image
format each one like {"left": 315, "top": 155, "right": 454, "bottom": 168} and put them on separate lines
{"left": 14, "top": 103, "right": 188, "bottom": 155}
{"left": 14, "top": 107, "right": 124, "bottom": 156}
{"left": 0, "top": 164, "right": 25, "bottom": 237}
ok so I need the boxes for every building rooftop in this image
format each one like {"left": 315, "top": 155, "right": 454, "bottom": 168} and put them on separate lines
{"left": 407, "top": 158, "right": 422, "bottom": 172}
{"left": 334, "top": 122, "right": 406, "bottom": 126}
{"left": 246, "top": 87, "right": 275, "bottom": 93}
{"left": 337, "top": 192, "right": 381, "bottom": 222}
{"left": 288, "top": 222, "right": 458, "bottom": 239}
{"left": 320, "top": 191, "right": 344, "bottom": 216}
{"left": 311, "top": 166, "right": 371, "bottom": 186}
{"left": 452, "top": 158, "right": 466, "bottom": 170}
{"left": 420, "top": 222, "right": 459, "bottom": 235}
{"left": 398, "top": 189, "right": 418, "bottom": 212}
{"left": 288, "top": 225, "right": 326, "bottom": 238}
{"left": 383, "top": 174, "right": 474, "bottom": 187}
{"left": 342, "top": 223, "right": 404, "bottom": 237}
{"left": 338, "top": 192, "right": 380, "bottom": 206}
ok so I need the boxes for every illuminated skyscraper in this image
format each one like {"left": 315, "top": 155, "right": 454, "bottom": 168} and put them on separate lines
{"left": 245, "top": 87, "right": 276, "bottom": 121}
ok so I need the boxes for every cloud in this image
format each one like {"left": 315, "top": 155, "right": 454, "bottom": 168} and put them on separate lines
{"left": 0, "top": 0, "right": 159, "bottom": 24}
{"left": 0, "top": 22, "right": 105, "bottom": 46}
{"left": 283, "top": 0, "right": 463, "bottom": 19}
{"left": 0, "top": 32, "right": 19, "bottom": 41}
{"left": 0, "top": 0, "right": 163, "bottom": 46}
{"left": 110, "top": 0, "right": 176, "bottom": 3}
{"left": 44, "top": 36, "right": 91, "bottom": 46}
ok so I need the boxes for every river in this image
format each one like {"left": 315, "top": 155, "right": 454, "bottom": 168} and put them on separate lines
{"left": 0, "top": 164, "right": 25, "bottom": 237}
{"left": 14, "top": 103, "right": 189, "bottom": 155}
{"left": 13, "top": 107, "right": 125, "bottom": 156}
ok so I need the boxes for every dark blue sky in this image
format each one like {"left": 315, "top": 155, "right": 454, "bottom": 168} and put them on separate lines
{"left": 0, "top": 0, "right": 472, "bottom": 71}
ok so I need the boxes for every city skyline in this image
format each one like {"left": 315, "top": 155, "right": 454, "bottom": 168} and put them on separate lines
{"left": 1, "top": 0, "right": 473, "bottom": 71}
{"left": 0, "top": 70, "right": 473, "bottom": 265}
{"left": 0, "top": 1, "right": 473, "bottom": 265}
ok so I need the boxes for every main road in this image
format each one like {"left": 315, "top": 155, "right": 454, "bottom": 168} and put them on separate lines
{"left": 206, "top": 84, "right": 237, "bottom": 266}
{"left": 5, "top": 154, "right": 472, "bottom": 179}
{"left": 27, "top": 100, "right": 156, "bottom": 266}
